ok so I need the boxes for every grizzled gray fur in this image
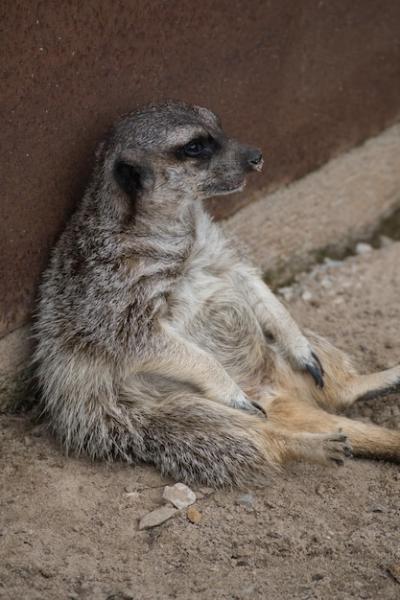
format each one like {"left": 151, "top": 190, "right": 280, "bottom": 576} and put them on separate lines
{"left": 34, "top": 102, "right": 357, "bottom": 487}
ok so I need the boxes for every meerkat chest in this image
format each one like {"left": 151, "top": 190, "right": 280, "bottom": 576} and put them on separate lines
{"left": 164, "top": 238, "right": 268, "bottom": 383}
{"left": 163, "top": 214, "right": 244, "bottom": 335}
{"left": 166, "top": 258, "right": 225, "bottom": 332}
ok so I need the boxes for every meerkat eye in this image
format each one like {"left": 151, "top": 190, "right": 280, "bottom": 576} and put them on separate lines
{"left": 176, "top": 135, "right": 218, "bottom": 160}
{"left": 183, "top": 139, "right": 206, "bottom": 157}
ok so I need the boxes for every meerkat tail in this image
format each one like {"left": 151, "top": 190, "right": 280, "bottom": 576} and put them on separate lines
{"left": 38, "top": 366, "right": 277, "bottom": 486}
{"left": 121, "top": 396, "right": 277, "bottom": 486}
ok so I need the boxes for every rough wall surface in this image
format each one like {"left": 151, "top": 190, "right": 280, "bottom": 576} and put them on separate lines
{"left": 1, "top": 0, "right": 400, "bottom": 336}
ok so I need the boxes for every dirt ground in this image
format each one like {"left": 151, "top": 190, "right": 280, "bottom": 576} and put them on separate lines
{"left": 1, "top": 240, "right": 400, "bottom": 600}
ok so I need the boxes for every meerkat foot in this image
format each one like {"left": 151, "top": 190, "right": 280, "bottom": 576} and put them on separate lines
{"left": 293, "top": 431, "right": 353, "bottom": 466}
{"left": 321, "top": 432, "right": 353, "bottom": 465}
{"left": 316, "top": 432, "right": 353, "bottom": 465}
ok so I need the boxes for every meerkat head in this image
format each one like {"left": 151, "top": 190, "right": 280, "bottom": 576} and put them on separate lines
{"left": 98, "top": 102, "right": 263, "bottom": 213}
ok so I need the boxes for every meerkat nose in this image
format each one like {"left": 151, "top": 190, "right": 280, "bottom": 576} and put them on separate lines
{"left": 247, "top": 149, "right": 263, "bottom": 171}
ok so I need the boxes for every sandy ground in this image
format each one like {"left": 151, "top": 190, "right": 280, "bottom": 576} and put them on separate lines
{"left": 1, "top": 241, "right": 400, "bottom": 600}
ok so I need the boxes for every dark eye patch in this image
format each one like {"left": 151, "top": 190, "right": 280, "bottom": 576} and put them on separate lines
{"left": 175, "top": 135, "right": 219, "bottom": 161}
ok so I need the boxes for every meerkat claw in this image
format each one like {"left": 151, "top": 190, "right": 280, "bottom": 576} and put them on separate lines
{"left": 251, "top": 401, "right": 268, "bottom": 418}
{"left": 311, "top": 351, "right": 325, "bottom": 376}
{"left": 305, "top": 353, "right": 325, "bottom": 388}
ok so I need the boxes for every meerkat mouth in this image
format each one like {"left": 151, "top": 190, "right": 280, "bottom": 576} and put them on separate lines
{"left": 216, "top": 179, "right": 247, "bottom": 196}
{"left": 230, "top": 180, "right": 247, "bottom": 192}
{"left": 252, "top": 158, "right": 264, "bottom": 173}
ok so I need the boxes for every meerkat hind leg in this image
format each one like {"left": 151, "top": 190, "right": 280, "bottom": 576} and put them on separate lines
{"left": 339, "top": 365, "right": 400, "bottom": 406}
{"left": 119, "top": 393, "right": 351, "bottom": 479}
{"left": 266, "top": 396, "right": 400, "bottom": 463}
{"left": 311, "top": 364, "right": 400, "bottom": 413}
{"left": 301, "top": 333, "right": 400, "bottom": 411}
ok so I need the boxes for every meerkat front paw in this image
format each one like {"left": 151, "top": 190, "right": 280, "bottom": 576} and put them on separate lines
{"left": 288, "top": 340, "right": 325, "bottom": 388}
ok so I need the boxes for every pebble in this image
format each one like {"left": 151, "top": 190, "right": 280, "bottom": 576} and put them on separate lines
{"left": 236, "top": 493, "right": 255, "bottom": 509}
{"left": 355, "top": 242, "right": 373, "bottom": 255}
{"left": 315, "top": 483, "right": 327, "bottom": 496}
{"left": 301, "top": 290, "right": 313, "bottom": 302}
{"left": 236, "top": 558, "right": 250, "bottom": 567}
{"left": 163, "top": 482, "right": 196, "bottom": 509}
{"left": 30, "top": 425, "right": 45, "bottom": 438}
{"left": 366, "top": 504, "right": 384, "bottom": 513}
{"left": 39, "top": 567, "right": 54, "bottom": 579}
{"left": 138, "top": 505, "right": 178, "bottom": 530}
{"left": 320, "top": 276, "right": 332, "bottom": 289}
{"left": 278, "top": 286, "right": 294, "bottom": 301}
{"left": 125, "top": 491, "right": 140, "bottom": 500}
{"left": 379, "top": 235, "right": 393, "bottom": 248}
{"left": 124, "top": 484, "right": 137, "bottom": 493}
{"left": 198, "top": 487, "right": 214, "bottom": 496}
{"left": 213, "top": 492, "right": 227, "bottom": 508}
{"left": 324, "top": 258, "right": 343, "bottom": 268}
{"left": 187, "top": 506, "right": 202, "bottom": 524}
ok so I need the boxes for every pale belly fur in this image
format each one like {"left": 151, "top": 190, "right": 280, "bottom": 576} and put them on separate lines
{"left": 165, "top": 265, "right": 275, "bottom": 395}
{"left": 125, "top": 237, "right": 278, "bottom": 403}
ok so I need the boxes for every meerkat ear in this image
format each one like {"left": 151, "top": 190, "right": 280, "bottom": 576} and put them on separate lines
{"left": 194, "top": 105, "right": 221, "bottom": 128}
{"left": 113, "top": 160, "right": 147, "bottom": 197}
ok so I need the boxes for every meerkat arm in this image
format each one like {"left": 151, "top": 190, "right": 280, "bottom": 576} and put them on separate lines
{"left": 131, "top": 322, "right": 261, "bottom": 413}
{"left": 234, "top": 266, "right": 324, "bottom": 387}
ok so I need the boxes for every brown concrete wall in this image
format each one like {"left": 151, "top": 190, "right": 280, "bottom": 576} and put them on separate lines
{"left": 1, "top": 0, "right": 400, "bottom": 338}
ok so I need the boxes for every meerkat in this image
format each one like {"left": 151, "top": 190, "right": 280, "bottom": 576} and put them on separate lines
{"left": 33, "top": 102, "right": 400, "bottom": 487}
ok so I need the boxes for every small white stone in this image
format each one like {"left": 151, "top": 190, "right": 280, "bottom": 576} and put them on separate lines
{"left": 341, "top": 280, "right": 352, "bottom": 288}
{"left": 301, "top": 290, "right": 313, "bottom": 302}
{"left": 138, "top": 505, "right": 178, "bottom": 530}
{"left": 379, "top": 235, "right": 393, "bottom": 248}
{"left": 278, "top": 286, "right": 294, "bottom": 301}
{"left": 236, "top": 493, "right": 255, "bottom": 509}
{"left": 323, "top": 258, "right": 343, "bottom": 268}
{"left": 355, "top": 242, "right": 372, "bottom": 255}
{"left": 162, "top": 483, "right": 196, "bottom": 509}
{"left": 320, "top": 277, "right": 332, "bottom": 289}
{"left": 125, "top": 491, "right": 139, "bottom": 500}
